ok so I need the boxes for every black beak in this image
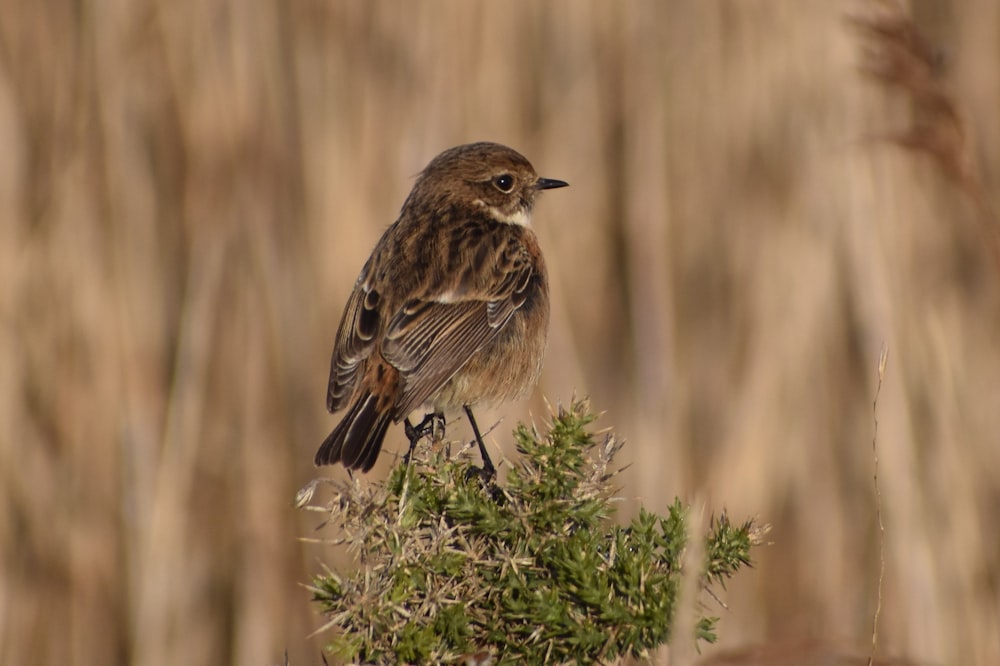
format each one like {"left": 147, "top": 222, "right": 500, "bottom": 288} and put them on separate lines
{"left": 535, "top": 177, "right": 569, "bottom": 190}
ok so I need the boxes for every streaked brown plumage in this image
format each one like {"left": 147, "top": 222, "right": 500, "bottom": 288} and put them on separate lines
{"left": 315, "top": 142, "right": 568, "bottom": 472}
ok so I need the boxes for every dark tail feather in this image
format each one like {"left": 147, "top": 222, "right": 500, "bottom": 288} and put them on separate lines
{"left": 315, "top": 392, "right": 393, "bottom": 472}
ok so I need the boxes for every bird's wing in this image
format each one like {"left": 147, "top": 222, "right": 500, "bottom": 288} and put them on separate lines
{"left": 326, "top": 260, "right": 381, "bottom": 413}
{"left": 382, "top": 235, "right": 536, "bottom": 420}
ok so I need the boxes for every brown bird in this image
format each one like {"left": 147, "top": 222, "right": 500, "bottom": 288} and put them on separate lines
{"left": 315, "top": 142, "right": 568, "bottom": 474}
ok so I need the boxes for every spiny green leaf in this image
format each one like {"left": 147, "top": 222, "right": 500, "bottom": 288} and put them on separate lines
{"left": 307, "top": 399, "right": 763, "bottom": 663}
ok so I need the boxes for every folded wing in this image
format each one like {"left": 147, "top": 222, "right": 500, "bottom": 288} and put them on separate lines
{"left": 383, "top": 237, "right": 535, "bottom": 419}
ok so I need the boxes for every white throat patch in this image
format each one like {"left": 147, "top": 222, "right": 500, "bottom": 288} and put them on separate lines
{"left": 488, "top": 206, "right": 531, "bottom": 227}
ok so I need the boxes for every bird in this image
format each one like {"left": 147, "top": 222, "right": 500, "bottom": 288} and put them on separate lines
{"left": 315, "top": 142, "right": 568, "bottom": 475}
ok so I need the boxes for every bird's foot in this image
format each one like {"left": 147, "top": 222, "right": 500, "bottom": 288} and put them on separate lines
{"left": 403, "top": 412, "right": 445, "bottom": 466}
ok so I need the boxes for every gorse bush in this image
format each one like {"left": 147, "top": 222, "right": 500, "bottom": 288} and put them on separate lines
{"left": 306, "top": 400, "right": 762, "bottom": 664}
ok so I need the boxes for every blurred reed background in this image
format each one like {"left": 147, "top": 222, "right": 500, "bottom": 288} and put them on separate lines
{"left": 1, "top": 1, "right": 998, "bottom": 664}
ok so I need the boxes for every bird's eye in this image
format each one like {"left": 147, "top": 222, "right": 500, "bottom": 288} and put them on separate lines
{"left": 493, "top": 174, "right": 515, "bottom": 193}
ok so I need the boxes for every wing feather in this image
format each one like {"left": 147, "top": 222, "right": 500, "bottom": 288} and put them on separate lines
{"left": 385, "top": 301, "right": 501, "bottom": 418}
{"left": 383, "top": 251, "right": 534, "bottom": 420}
{"left": 327, "top": 265, "right": 381, "bottom": 412}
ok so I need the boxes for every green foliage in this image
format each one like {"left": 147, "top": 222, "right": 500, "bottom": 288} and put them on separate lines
{"left": 306, "top": 400, "right": 762, "bottom": 665}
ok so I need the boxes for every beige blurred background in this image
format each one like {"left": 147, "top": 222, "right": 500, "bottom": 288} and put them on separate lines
{"left": 1, "top": 1, "right": 998, "bottom": 665}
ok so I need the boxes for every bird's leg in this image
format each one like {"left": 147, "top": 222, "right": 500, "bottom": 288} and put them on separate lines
{"left": 402, "top": 418, "right": 419, "bottom": 467}
{"left": 463, "top": 405, "right": 496, "bottom": 480}
{"left": 403, "top": 412, "right": 445, "bottom": 466}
